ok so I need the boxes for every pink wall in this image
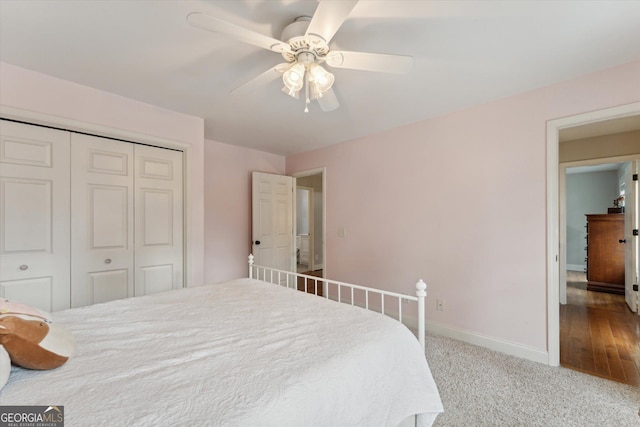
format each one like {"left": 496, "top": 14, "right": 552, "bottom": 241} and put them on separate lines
{"left": 286, "top": 59, "right": 640, "bottom": 352}
{"left": 204, "top": 139, "right": 285, "bottom": 283}
{"left": 0, "top": 62, "right": 206, "bottom": 286}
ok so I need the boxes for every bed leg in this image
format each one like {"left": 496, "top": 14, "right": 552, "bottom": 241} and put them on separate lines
{"left": 416, "top": 279, "right": 427, "bottom": 355}
{"left": 248, "top": 254, "right": 254, "bottom": 279}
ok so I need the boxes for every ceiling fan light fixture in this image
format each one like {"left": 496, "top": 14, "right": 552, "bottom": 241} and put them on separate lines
{"left": 309, "top": 82, "right": 323, "bottom": 100}
{"left": 188, "top": 3, "right": 415, "bottom": 114}
{"left": 282, "top": 85, "right": 300, "bottom": 99}
{"left": 308, "top": 63, "right": 334, "bottom": 93}
{"left": 283, "top": 62, "right": 305, "bottom": 91}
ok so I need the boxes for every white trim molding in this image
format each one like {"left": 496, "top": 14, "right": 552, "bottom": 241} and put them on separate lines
{"left": 546, "top": 101, "right": 640, "bottom": 367}
{"left": 292, "top": 167, "right": 327, "bottom": 278}
{"left": 426, "top": 321, "right": 549, "bottom": 364}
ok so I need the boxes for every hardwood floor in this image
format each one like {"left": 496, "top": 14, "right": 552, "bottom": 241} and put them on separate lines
{"left": 560, "top": 272, "right": 640, "bottom": 386}
{"left": 296, "top": 269, "right": 324, "bottom": 296}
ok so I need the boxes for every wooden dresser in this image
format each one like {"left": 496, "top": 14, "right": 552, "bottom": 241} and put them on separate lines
{"left": 585, "top": 214, "right": 625, "bottom": 294}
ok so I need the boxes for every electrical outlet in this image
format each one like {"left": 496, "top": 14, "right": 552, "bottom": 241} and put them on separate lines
{"left": 436, "top": 299, "right": 445, "bottom": 312}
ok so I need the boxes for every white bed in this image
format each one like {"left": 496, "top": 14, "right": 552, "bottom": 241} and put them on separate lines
{"left": 0, "top": 257, "right": 443, "bottom": 426}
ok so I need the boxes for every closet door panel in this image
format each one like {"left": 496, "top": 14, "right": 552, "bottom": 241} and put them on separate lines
{"left": 134, "top": 145, "right": 183, "bottom": 296}
{"left": 0, "top": 277, "right": 53, "bottom": 312}
{"left": 139, "top": 264, "right": 173, "bottom": 295}
{"left": 88, "top": 269, "right": 129, "bottom": 304}
{"left": 141, "top": 189, "right": 172, "bottom": 245}
{"left": 71, "top": 134, "right": 134, "bottom": 307}
{"left": 2, "top": 178, "right": 51, "bottom": 252}
{"left": 90, "top": 185, "right": 129, "bottom": 248}
{"left": 0, "top": 120, "right": 70, "bottom": 312}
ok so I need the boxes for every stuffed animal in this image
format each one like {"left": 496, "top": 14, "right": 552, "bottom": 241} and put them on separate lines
{"left": 0, "top": 298, "right": 50, "bottom": 322}
{"left": 0, "top": 299, "right": 75, "bottom": 392}
{"left": 0, "top": 316, "right": 75, "bottom": 370}
{"left": 0, "top": 345, "right": 9, "bottom": 391}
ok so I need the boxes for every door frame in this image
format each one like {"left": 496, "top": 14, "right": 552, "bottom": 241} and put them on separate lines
{"left": 546, "top": 101, "right": 640, "bottom": 366}
{"left": 296, "top": 185, "right": 315, "bottom": 271}
{"left": 293, "top": 167, "right": 326, "bottom": 278}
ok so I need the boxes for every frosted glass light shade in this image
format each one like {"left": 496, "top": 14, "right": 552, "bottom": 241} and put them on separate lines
{"left": 283, "top": 62, "right": 305, "bottom": 91}
{"left": 282, "top": 85, "right": 300, "bottom": 99}
{"left": 308, "top": 63, "right": 334, "bottom": 93}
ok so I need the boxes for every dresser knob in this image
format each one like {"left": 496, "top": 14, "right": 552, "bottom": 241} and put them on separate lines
{"left": 19, "top": 264, "right": 28, "bottom": 271}
{"left": 105, "top": 258, "right": 112, "bottom": 264}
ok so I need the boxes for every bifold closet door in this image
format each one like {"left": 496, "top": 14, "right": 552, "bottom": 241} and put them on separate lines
{"left": 0, "top": 120, "right": 71, "bottom": 312}
{"left": 134, "top": 145, "right": 183, "bottom": 295}
{"left": 71, "top": 134, "right": 134, "bottom": 307}
{"left": 71, "top": 135, "right": 183, "bottom": 307}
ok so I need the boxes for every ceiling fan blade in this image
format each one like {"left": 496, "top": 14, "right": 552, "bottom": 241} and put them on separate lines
{"left": 231, "top": 63, "right": 290, "bottom": 94}
{"left": 305, "top": 0, "right": 359, "bottom": 44}
{"left": 316, "top": 88, "right": 339, "bottom": 112}
{"left": 187, "top": 12, "right": 290, "bottom": 53}
{"left": 325, "top": 51, "right": 414, "bottom": 74}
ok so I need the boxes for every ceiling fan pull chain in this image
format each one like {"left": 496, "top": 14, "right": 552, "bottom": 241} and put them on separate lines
{"left": 304, "top": 70, "right": 310, "bottom": 113}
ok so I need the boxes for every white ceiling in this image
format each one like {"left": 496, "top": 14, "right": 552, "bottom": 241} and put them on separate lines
{"left": 2, "top": 0, "right": 640, "bottom": 156}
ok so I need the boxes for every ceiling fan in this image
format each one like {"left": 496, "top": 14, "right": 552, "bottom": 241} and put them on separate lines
{"left": 187, "top": 0, "right": 413, "bottom": 113}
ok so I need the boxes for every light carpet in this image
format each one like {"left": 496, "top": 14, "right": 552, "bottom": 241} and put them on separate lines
{"left": 424, "top": 333, "right": 639, "bottom": 426}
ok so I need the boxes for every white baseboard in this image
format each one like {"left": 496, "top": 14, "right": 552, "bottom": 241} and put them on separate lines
{"left": 379, "top": 308, "right": 549, "bottom": 366}
{"left": 424, "top": 321, "right": 549, "bottom": 365}
{"left": 566, "top": 264, "right": 586, "bottom": 272}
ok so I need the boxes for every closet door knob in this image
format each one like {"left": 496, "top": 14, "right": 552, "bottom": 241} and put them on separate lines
{"left": 19, "top": 264, "right": 28, "bottom": 271}
{"left": 105, "top": 258, "right": 112, "bottom": 264}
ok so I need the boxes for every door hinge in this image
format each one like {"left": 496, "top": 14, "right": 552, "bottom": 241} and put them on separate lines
{"left": 633, "top": 284, "right": 639, "bottom": 292}
{"left": 634, "top": 174, "right": 638, "bottom": 181}
{"left": 634, "top": 229, "right": 639, "bottom": 236}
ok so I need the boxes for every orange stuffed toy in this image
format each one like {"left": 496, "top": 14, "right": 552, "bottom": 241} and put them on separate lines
{"left": 0, "top": 299, "right": 75, "bottom": 392}
{"left": 0, "top": 316, "right": 74, "bottom": 370}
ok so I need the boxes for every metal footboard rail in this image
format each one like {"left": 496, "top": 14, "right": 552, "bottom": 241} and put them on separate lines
{"left": 248, "top": 254, "right": 427, "bottom": 353}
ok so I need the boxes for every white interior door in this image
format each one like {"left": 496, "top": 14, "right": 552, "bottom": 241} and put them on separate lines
{"left": 624, "top": 160, "right": 639, "bottom": 313}
{"left": 71, "top": 134, "right": 134, "bottom": 307}
{"left": 251, "top": 172, "right": 295, "bottom": 272}
{"left": 134, "top": 145, "right": 183, "bottom": 296}
{"left": 0, "top": 120, "right": 71, "bottom": 312}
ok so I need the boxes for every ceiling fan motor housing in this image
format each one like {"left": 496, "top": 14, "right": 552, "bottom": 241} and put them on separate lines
{"left": 280, "top": 16, "right": 329, "bottom": 63}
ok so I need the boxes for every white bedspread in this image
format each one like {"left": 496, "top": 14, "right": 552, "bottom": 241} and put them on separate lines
{"left": 1, "top": 278, "right": 443, "bottom": 426}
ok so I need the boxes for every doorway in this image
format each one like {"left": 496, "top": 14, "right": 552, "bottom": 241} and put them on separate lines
{"left": 560, "top": 161, "right": 640, "bottom": 385}
{"left": 546, "top": 101, "right": 640, "bottom": 368}
{"left": 294, "top": 168, "right": 325, "bottom": 278}
{"left": 296, "top": 186, "right": 314, "bottom": 272}
{"left": 561, "top": 160, "right": 636, "bottom": 305}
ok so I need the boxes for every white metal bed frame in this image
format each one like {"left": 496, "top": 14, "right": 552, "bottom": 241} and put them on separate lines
{"left": 248, "top": 254, "right": 427, "bottom": 354}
